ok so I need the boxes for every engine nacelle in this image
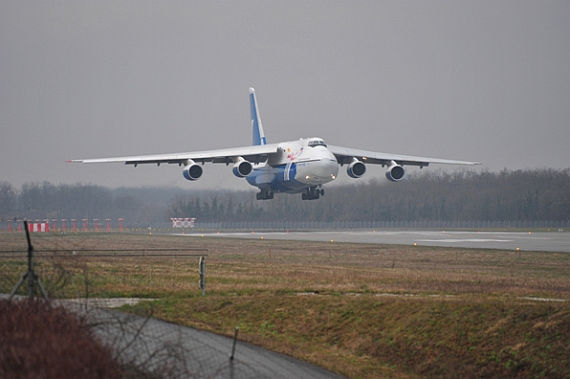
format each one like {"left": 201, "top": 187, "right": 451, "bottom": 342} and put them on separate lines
{"left": 182, "top": 160, "right": 203, "bottom": 181}
{"left": 347, "top": 158, "right": 366, "bottom": 178}
{"left": 232, "top": 157, "right": 253, "bottom": 178}
{"left": 385, "top": 161, "right": 405, "bottom": 182}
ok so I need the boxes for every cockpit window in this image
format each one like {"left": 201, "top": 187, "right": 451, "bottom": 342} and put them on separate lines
{"left": 308, "top": 139, "right": 327, "bottom": 148}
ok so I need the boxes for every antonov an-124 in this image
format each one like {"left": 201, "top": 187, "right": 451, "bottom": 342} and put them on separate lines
{"left": 70, "top": 88, "right": 479, "bottom": 200}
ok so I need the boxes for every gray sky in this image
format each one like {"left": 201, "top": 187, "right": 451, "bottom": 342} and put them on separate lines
{"left": 1, "top": 1, "right": 569, "bottom": 190}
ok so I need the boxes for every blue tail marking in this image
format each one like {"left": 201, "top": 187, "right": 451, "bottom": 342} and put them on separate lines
{"left": 249, "top": 88, "right": 267, "bottom": 146}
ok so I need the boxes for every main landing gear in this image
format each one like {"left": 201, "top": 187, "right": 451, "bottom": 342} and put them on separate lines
{"left": 302, "top": 186, "right": 324, "bottom": 200}
{"left": 256, "top": 188, "right": 274, "bottom": 200}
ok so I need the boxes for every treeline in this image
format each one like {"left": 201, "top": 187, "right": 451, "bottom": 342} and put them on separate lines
{"left": 1, "top": 169, "right": 569, "bottom": 226}
{"left": 169, "top": 169, "right": 570, "bottom": 223}
{"left": 0, "top": 183, "right": 185, "bottom": 227}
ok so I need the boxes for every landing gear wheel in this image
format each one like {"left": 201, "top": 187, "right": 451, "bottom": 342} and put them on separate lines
{"left": 256, "top": 188, "right": 274, "bottom": 200}
{"left": 302, "top": 186, "right": 323, "bottom": 200}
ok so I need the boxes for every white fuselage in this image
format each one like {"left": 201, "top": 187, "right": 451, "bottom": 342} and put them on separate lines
{"left": 246, "top": 137, "right": 339, "bottom": 193}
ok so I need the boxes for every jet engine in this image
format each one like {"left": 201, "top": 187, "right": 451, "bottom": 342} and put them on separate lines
{"left": 385, "top": 161, "right": 405, "bottom": 182}
{"left": 182, "top": 160, "right": 203, "bottom": 181}
{"left": 232, "top": 157, "right": 253, "bottom": 178}
{"left": 347, "top": 158, "right": 366, "bottom": 178}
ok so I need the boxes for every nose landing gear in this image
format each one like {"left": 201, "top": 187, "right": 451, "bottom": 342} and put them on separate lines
{"left": 301, "top": 186, "right": 324, "bottom": 200}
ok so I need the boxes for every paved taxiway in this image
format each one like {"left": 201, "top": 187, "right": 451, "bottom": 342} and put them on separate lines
{"left": 198, "top": 230, "right": 570, "bottom": 253}
{"left": 89, "top": 309, "right": 341, "bottom": 378}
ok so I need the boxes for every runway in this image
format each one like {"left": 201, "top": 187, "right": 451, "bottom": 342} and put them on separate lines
{"left": 199, "top": 230, "right": 570, "bottom": 253}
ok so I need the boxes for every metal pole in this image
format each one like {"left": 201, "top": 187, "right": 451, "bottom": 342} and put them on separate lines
{"left": 199, "top": 256, "right": 206, "bottom": 295}
{"left": 9, "top": 221, "right": 48, "bottom": 300}
{"left": 229, "top": 327, "right": 239, "bottom": 360}
{"left": 24, "top": 221, "right": 34, "bottom": 297}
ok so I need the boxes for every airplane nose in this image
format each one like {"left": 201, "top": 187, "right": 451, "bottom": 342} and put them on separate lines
{"left": 311, "top": 160, "right": 338, "bottom": 183}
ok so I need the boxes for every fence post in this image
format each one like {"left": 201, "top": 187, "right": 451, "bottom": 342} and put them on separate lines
{"left": 229, "top": 327, "right": 239, "bottom": 360}
{"left": 199, "top": 256, "right": 206, "bottom": 295}
{"left": 10, "top": 220, "right": 48, "bottom": 300}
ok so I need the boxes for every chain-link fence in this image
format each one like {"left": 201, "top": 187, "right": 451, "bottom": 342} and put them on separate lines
{"left": 0, "top": 231, "right": 206, "bottom": 302}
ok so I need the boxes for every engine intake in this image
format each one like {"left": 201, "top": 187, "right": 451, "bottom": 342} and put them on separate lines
{"left": 233, "top": 157, "right": 253, "bottom": 178}
{"left": 347, "top": 158, "right": 366, "bottom": 178}
{"left": 386, "top": 161, "right": 405, "bottom": 182}
{"left": 182, "top": 160, "right": 203, "bottom": 181}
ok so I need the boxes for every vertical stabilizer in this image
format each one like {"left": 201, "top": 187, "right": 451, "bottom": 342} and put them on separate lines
{"left": 249, "top": 87, "right": 267, "bottom": 145}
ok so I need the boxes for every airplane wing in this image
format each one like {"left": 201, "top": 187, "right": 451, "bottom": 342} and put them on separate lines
{"left": 327, "top": 145, "right": 479, "bottom": 167}
{"left": 69, "top": 144, "right": 281, "bottom": 166}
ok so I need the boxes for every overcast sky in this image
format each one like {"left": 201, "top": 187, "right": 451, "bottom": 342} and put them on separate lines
{"left": 1, "top": 1, "right": 569, "bottom": 190}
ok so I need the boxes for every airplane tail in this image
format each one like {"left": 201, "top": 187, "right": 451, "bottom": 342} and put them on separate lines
{"left": 249, "top": 87, "right": 267, "bottom": 145}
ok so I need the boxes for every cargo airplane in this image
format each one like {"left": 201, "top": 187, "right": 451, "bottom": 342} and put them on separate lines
{"left": 70, "top": 88, "right": 479, "bottom": 200}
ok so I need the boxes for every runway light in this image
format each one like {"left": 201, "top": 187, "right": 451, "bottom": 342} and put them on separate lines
{"left": 260, "top": 236, "right": 264, "bottom": 240}
{"left": 516, "top": 247, "right": 520, "bottom": 251}
{"left": 413, "top": 242, "right": 418, "bottom": 246}
{"left": 200, "top": 234, "right": 204, "bottom": 237}
{"left": 330, "top": 239, "right": 334, "bottom": 243}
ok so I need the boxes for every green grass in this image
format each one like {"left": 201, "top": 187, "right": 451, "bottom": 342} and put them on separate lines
{"left": 125, "top": 293, "right": 569, "bottom": 378}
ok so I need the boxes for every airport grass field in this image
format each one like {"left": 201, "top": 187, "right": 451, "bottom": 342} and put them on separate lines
{"left": 1, "top": 232, "right": 569, "bottom": 377}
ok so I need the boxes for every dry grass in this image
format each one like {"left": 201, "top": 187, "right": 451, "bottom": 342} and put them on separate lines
{"left": 0, "top": 299, "right": 123, "bottom": 378}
